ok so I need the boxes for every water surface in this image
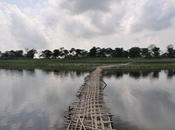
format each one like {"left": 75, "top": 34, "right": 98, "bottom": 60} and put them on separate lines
{"left": 0, "top": 69, "right": 87, "bottom": 130}
{"left": 0, "top": 69, "right": 175, "bottom": 130}
{"left": 104, "top": 70, "right": 175, "bottom": 130}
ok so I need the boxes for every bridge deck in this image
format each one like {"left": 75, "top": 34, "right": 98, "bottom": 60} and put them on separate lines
{"left": 65, "top": 67, "right": 115, "bottom": 130}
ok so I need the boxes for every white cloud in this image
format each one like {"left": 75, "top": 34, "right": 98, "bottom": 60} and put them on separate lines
{"left": 0, "top": 2, "right": 48, "bottom": 50}
{"left": 0, "top": 0, "right": 175, "bottom": 50}
{"left": 127, "top": 0, "right": 175, "bottom": 32}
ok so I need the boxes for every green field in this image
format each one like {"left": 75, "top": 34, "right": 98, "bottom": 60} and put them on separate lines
{"left": 0, "top": 58, "right": 175, "bottom": 71}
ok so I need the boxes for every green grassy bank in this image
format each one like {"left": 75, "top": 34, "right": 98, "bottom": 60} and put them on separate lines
{"left": 0, "top": 58, "right": 175, "bottom": 71}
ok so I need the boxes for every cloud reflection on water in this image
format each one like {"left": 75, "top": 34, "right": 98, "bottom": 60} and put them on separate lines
{"left": 0, "top": 69, "right": 87, "bottom": 130}
{"left": 104, "top": 70, "right": 175, "bottom": 130}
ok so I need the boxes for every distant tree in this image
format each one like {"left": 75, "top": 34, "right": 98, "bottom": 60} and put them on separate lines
{"left": 0, "top": 50, "right": 23, "bottom": 59}
{"left": 9, "top": 50, "right": 15, "bottom": 57}
{"left": 69, "top": 48, "right": 76, "bottom": 57}
{"left": 63, "top": 49, "right": 69, "bottom": 58}
{"left": 15, "top": 50, "right": 23, "bottom": 57}
{"left": 112, "top": 48, "right": 124, "bottom": 57}
{"left": 58, "top": 47, "right": 68, "bottom": 58}
{"left": 98, "top": 48, "right": 106, "bottom": 57}
{"left": 105, "top": 48, "right": 113, "bottom": 57}
{"left": 167, "top": 44, "right": 175, "bottom": 58}
{"left": 26, "top": 49, "right": 37, "bottom": 59}
{"left": 1, "top": 51, "right": 10, "bottom": 58}
{"left": 53, "top": 49, "right": 60, "bottom": 58}
{"left": 128, "top": 47, "right": 141, "bottom": 58}
{"left": 152, "top": 47, "right": 160, "bottom": 57}
{"left": 89, "top": 47, "right": 97, "bottom": 57}
{"left": 95, "top": 47, "right": 101, "bottom": 57}
{"left": 1, "top": 50, "right": 14, "bottom": 58}
{"left": 75, "top": 49, "right": 88, "bottom": 58}
{"left": 148, "top": 44, "right": 160, "bottom": 58}
{"left": 59, "top": 47, "right": 64, "bottom": 57}
{"left": 122, "top": 50, "right": 129, "bottom": 58}
{"left": 81, "top": 49, "right": 88, "bottom": 57}
{"left": 141, "top": 48, "right": 151, "bottom": 58}
{"left": 2, "top": 44, "right": 175, "bottom": 59}
{"left": 75, "top": 49, "right": 82, "bottom": 57}
{"left": 40, "top": 50, "right": 52, "bottom": 58}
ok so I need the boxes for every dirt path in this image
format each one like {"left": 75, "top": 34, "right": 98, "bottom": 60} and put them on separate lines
{"left": 65, "top": 64, "right": 129, "bottom": 130}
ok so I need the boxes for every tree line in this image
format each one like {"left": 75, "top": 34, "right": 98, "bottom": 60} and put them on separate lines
{"left": 0, "top": 44, "right": 175, "bottom": 59}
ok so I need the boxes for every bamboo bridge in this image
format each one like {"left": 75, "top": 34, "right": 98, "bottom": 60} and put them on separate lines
{"left": 65, "top": 65, "right": 125, "bottom": 130}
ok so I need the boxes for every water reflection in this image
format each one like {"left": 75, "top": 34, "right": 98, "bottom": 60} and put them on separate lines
{"left": 113, "top": 116, "right": 144, "bottom": 130}
{"left": 0, "top": 69, "right": 88, "bottom": 130}
{"left": 104, "top": 69, "right": 175, "bottom": 79}
{"left": 165, "top": 70, "right": 175, "bottom": 79}
{"left": 1, "top": 69, "right": 175, "bottom": 130}
{"left": 104, "top": 70, "right": 175, "bottom": 130}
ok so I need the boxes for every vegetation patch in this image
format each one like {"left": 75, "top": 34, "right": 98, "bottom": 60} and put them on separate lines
{"left": 0, "top": 58, "right": 175, "bottom": 71}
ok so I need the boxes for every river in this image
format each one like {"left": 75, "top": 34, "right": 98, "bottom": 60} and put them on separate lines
{"left": 0, "top": 69, "right": 175, "bottom": 130}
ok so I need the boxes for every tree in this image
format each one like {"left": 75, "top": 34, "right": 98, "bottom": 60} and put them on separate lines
{"left": 141, "top": 48, "right": 151, "bottom": 58}
{"left": 96, "top": 47, "right": 102, "bottom": 57}
{"left": 75, "top": 49, "right": 82, "bottom": 57}
{"left": 167, "top": 44, "right": 175, "bottom": 58}
{"left": 15, "top": 50, "right": 23, "bottom": 57}
{"left": 74, "top": 49, "right": 88, "bottom": 58}
{"left": 112, "top": 48, "right": 124, "bottom": 57}
{"left": 40, "top": 50, "right": 52, "bottom": 58}
{"left": 122, "top": 50, "right": 129, "bottom": 58}
{"left": 1, "top": 50, "right": 15, "bottom": 58}
{"left": 128, "top": 47, "right": 141, "bottom": 58}
{"left": 148, "top": 44, "right": 160, "bottom": 58}
{"left": 0, "top": 50, "right": 24, "bottom": 59}
{"left": 152, "top": 47, "right": 160, "bottom": 58}
{"left": 1, "top": 51, "right": 10, "bottom": 58}
{"left": 63, "top": 49, "right": 69, "bottom": 58}
{"left": 26, "top": 49, "right": 37, "bottom": 59}
{"left": 89, "top": 47, "right": 97, "bottom": 57}
{"left": 53, "top": 49, "right": 60, "bottom": 58}
{"left": 81, "top": 49, "right": 88, "bottom": 57}
{"left": 69, "top": 48, "right": 76, "bottom": 57}
{"left": 98, "top": 48, "right": 106, "bottom": 57}
{"left": 58, "top": 47, "right": 69, "bottom": 58}
{"left": 105, "top": 48, "right": 113, "bottom": 57}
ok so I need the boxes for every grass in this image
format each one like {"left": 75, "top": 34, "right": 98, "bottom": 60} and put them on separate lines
{"left": 0, "top": 58, "right": 175, "bottom": 71}
{"left": 107, "top": 63, "right": 175, "bottom": 71}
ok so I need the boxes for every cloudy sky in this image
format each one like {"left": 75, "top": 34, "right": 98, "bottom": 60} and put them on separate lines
{"left": 0, "top": 0, "right": 175, "bottom": 50}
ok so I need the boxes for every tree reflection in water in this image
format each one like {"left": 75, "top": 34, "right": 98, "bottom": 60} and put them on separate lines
{"left": 104, "top": 69, "right": 175, "bottom": 79}
{"left": 104, "top": 69, "right": 175, "bottom": 130}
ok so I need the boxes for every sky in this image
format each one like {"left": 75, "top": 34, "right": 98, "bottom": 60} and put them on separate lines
{"left": 0, "top": 0, "right": 175, "bottom": 50}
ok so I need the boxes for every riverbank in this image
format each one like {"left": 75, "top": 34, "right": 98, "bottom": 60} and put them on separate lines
{"left": 0, "top": 58, "right": 175, "bottom": 71}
